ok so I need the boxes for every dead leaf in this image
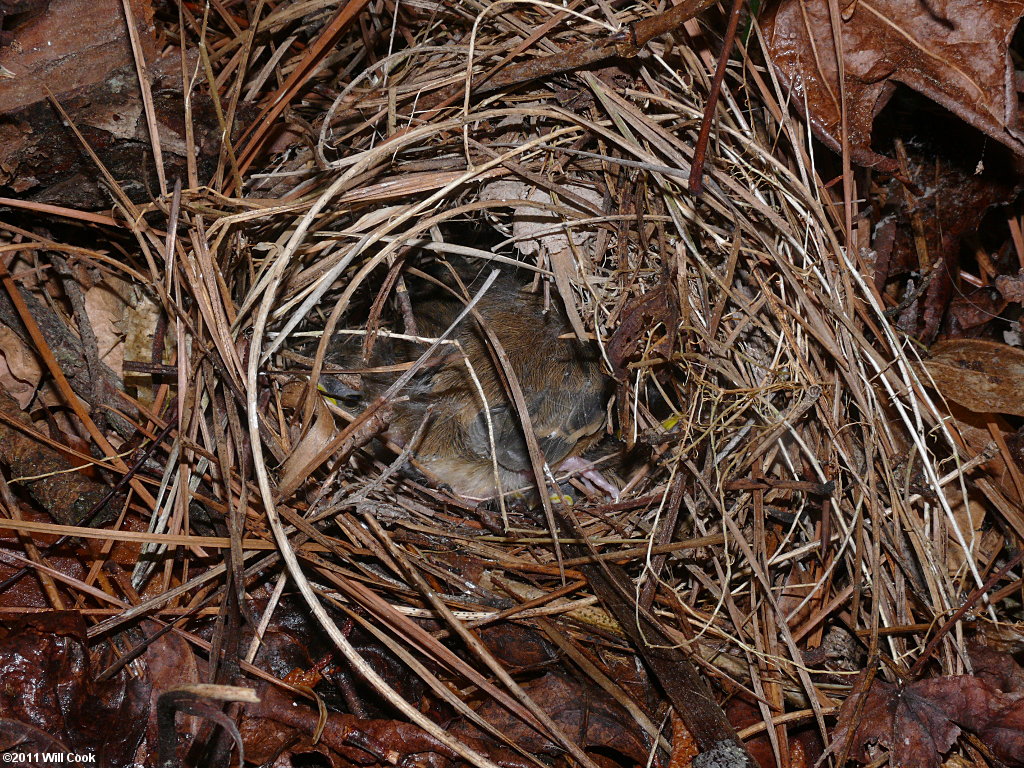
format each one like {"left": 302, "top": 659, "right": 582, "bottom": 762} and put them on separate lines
{"left": 607, "top": 281, "right": 679, "bottom": 379}
{"left": 121, "top": 281, "right": 167, "bottom": 403}
{"left": 920, "top": 339, "right": 1024, "bottom": 416}
{"left": 84, "top": 280, "right": 129, "bottom": 376}
{"left": 478, "top": 179, "right": 602, "bottom": 260}
{"left": 277, "top": 381, "right": 338, "bottom": 498}
{"left": 458, "top": 672, "right": 650, "bottom": 764}
{"left": 947, "top": 287, "right": 1006, "bottom": 333}
{"left": 995, "top": 271, "right": 1024, "bottom": 303}
{"left": 983, "top": 703, "right": 1024, "bottom": 767}
{"left": 762, "top": 0, "right": 1024, "bottom": 169}
{"left": 833, "top": 676, "right": 983, "bottom": 768}
{"left": 834, "top": 668, "right": 1024, "bottom": 768}
{"left": 0, "top": 323, "right": 41, "bottom": 408}
{"left": 969, "top": 642, "right": 1024, "bottom": 697}
{"left": 138, "top": 620, "right": 201, "bottom": 756}
{"left": 0, "top": 612, "right": 150, "bottom": 765}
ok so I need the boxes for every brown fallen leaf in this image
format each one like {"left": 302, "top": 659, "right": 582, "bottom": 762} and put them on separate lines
{"left": 967, "top": 642, "right": 1024, "bottom": 766}
{"left": 833, "top": 675, "right": 996, "bottom": 768}
{"left": 455, "top": 672, "right": 651, "bottom": 766}
{"left": 762, "top": 0, "right": 1024, "bottom": 170}
{"left": 134, "top": 620, "right": 201, "bottom": 763}
{"left": 919, "top": 339, "right": 1024, "bottom": 417}
{"left": 278, "top": 381, "right": 340, "bottom": 498}
{"left": 607, "top": 280, "right": 679, "bottom": 380}
{"left": 970, "top": 623, "right": 1024, "bottom": 657}
{"left": 969, "top": 642, "right": 1024, "bottom": 703}
{"left": 0, "top": 612, "right": 150, "bottom": 765}
{"left": 946, "top": 287, "right": 1006, "bottom": 334}
{"left": 0, "top": 323, "right": 41, "bottom": 408}
{"left": 981, "top": 697, "right": 1024, "bottom": 767}
{"left": 246, "top": 684, "right": 533, "bottom": 768}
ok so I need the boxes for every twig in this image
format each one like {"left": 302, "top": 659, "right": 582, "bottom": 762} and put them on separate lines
{"left": 688, "top": 0, "right": 744, "bottom": 195}
{"left": 472, "top": 0, "right": 717, "bottom": 97}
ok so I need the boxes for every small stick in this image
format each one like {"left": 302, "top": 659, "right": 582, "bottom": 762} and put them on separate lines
{"left": 689, "top": 0, "right": 744, "bottom": 195}
{"left": 908, "top": 547, "right": 1024, "bottom": 678}
{"left": 471, "top": 0, "right": 718, "bottom": 97}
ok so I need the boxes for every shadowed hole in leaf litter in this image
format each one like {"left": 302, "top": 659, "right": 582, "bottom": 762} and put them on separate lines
{"left": 871, "top": 85, "right": 1020, "bottom": 179}
{"left": 866, "top": 83, "right": 1022, "bottom": 341}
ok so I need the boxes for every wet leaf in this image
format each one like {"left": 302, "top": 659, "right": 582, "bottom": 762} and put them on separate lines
{"left": 981, "top": 697, "right": 1024, "bottom": 767}
{"left": 833, "top": 668, "right": 1024, "bottom": 767}
{"left": 969, "top": 642, "right": 1024, "bottom": 701}
{"left": 138, "top": 621, "right": 201, "bottom": 760}
{"left": 834, "top": 676, "right": 979, "bottom": 768}
{"left": 0, "top": 612, "right": 149, "bottom": 765}
{"left": 462, "top": 672, "right": 649, "bottom": 764}
{"left": 762, "top": 0, "right": 1024, "bottom": 169}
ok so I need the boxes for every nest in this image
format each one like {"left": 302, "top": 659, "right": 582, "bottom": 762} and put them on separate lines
{"left": 0, "top": 1, "right": 1018, "bottom": 766}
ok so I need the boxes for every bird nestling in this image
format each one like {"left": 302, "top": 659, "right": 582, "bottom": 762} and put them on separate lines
{"left": 320, "top": 266, "right": 615, "bottom": 500}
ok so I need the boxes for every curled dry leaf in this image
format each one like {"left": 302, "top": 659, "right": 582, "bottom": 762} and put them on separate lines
{"left": 277, "top": 381, "right": 339, "bottom": 498}
{"left": 762, "top": 0, "right": 1024, "bottom": 170}
{"left": 947, "top": 287, "right": 1006, "bottom": 333}
{"left": 919, "top": 339, "right": 1024, "bottom": 417}
{"left": 83, "top": 280, "right": 129, "bottom": 377}
{"left": 995, "top": 271, "right": 1024, "bottom": 304}
{"left": 478, "top": 180, "right": 602, "bottom": 254}
{"left": 0, "top": 323, "right": 41, "bottom": 408}
{"left": 607, "top": 282, "right": 679, "bottom": 379}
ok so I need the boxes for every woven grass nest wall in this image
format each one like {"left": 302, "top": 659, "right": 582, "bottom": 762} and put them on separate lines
{"left": 1, "top": 1, "right": 1022, "bottom": 767}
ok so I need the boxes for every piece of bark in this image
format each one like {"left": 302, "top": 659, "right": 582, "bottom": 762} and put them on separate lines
{"left": 0, "top": 385, "right": 112, "bottom": 524}
{"left": 0, "top": 0, "right": 220, "bottom": 208}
